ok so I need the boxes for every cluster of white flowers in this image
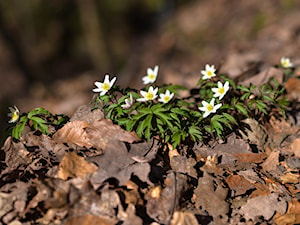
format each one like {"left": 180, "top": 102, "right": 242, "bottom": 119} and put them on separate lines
{"left": 198, "top": 64, "right": 230, "bottom": 118}
{"left": 92, "top": 65, "right": 174, "bottom": 110}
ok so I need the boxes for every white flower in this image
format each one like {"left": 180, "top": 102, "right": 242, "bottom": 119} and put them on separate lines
{"left": 158, "top": 90, "right": 174, "bottom": 103}
{"left": 121, "top": 93, "right": 134, "bottom": 109}
{"left": 211, "top": 81, "right": 229, "bottom": 100}
{"left": 201, "top": 64, "right": 216, "bottom": 80}
{"left": 8, "top": 106, "right": 20, "bottom": 123}
{"left": 198, "top": 98, "right": 222, "bottom": 118}
{"left": 142, "top": 65, "right": 159, "bottom": 84}
{"left": 281, "top": 57, "right": 293, "bottom": 68}
{"left": 137, "top": 86, "right": 158, "bottom": 102}
{"left": 93, "top": 74, "right": 116, "bottom": 96}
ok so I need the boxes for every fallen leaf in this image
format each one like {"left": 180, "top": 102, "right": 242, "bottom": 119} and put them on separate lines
{"left": 64, "top": 214, "right": 116, "bottom": 225}
{"left": 170, "top": 211, "right": 199, "bottom": 225}
{"left": 284, "top": 77, "right": 300, "bottom": 100}
{"left": 58, "top": 152, "right": 98, "bottom": 180}
{"left": 241, "top": 118, "right": 268, "bottom": 150}
{"left": 2, "top": 137, "right": 32, "bottom": 169}
{"left": 232, "top": 152, "right": 267, "bottom": 163}
{"left": 53, "top": 120, "right": 92, "bottom": 148}
{"left": 194, "top": 172, "right": 229, "bottom": 222}
{"left": 145, "top": 172, "right": 191, "bottom": 224}
{"left": 280, "top": 172, "right": 300, "bottom": 184}
{"left": 290, "top": 138, "right": 300, "bottom": 158}
{"left": 226, "top": 175, "right": 255, "bottom": 196}
{"left": 86, "top": 119, "right": 140, "bottom": 150}
{"left": 274, "top": 198, "right": 300, "bottom": 225}
{"left": 239, "top": 193, "right": 287, "bottom": 221}
{"left": 261, "top": 150, "right": 279, "bottom": 172}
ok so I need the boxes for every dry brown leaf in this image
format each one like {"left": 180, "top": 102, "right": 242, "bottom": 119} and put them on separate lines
{"left": 226, "top": 175, "right": 255, "bottom": 196}
{"left": 280, "top": 172, "right": 300, "bottom": 184}
{"left": 241, "top": 118, "right": 267, "bottom": 150}
{"left": 250, "top": 183, "right": 271, "bottom": 198}
{"left": 274, "top": 198, "right": 300, "bottom": 225}
{"left": 2, "top": 136, "right": 32, "bottom": 169}
{"left": 201, "top": 154, "right": 224, "bottom": 175}
{"left": 284, "top": 77, "right": 300, "bottom": 100}
{"left": 53, "top": 120, "right": 92, "bottom": 148}
{"left": 170, "top": 211, "right": 199, "bottom": 225}
{"left": 261, "top": 150, "right": 279, "bottom": 172}
{"left": 290, "top": 138, "right": 300, "bottom": 158}
{"left": 86, "top": 119, "right": 140, "bottom": 150}
{"left": 239, "top": 193, "right": 287, "bottom": 221}
{"left": 232, "top": 152, "right": 267, "bottom": 163}
{"left": 64, "top": 214, "right": 116, "bottom": 225}
{"left": 194, "top": 172, "right": 228, "bottom": 222}
{"left": 58, "top": 152, "right": 98, "bottom": 180}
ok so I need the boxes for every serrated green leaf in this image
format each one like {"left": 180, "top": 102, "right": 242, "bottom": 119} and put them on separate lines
{"left": 235, "top": 103, "right": 249, "bottom": 117}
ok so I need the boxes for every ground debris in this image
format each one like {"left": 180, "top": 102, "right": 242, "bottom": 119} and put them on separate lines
{"left": 1, "top": 104, "right": 300, "bottom": 224}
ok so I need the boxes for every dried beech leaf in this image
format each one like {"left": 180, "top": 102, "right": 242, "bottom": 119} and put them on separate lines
{"left": 280, "top": 172, "right": 300, "bottom": 184}
{"left": 145, "top": 173, "right": 190, "bottom": 224}
{"left": 274, "top": 198, "right": 300, "bottom": 225}
{"left": 86, "top": 119, "right": 140, "bottom": 150}
{"left": 2, "top": 137, "right": 32, "bottom": 169}
{"left": 284, "top": 77, "right": 300, "bottom": 100}
{"left": 239, "top": 193, "right": 286, "bottom": 220}
{"left": 53, "top": 121, "right": 92, "bottom": 148}
{"left": 226, "top": 175, "right": 255, "bottom": 196}
{"left": 58, "top": 152, "right": 98, "bottom": 180}
{"left": 64, "top": 214, "right": 116, "bottom": 225}
{"left": 290, "top": 138, "right": 300, "bottom": 158}
{"left": 170, "top": 211, "right": 199, "bottom": 225}
{"left": 194, "top": 172, "right": 228, "bottom": 221}
{"left": 261, "top": 150, "right": 279, "bottom": 172}
{"left": 232, "top": 152, "right": 267, "bottom": 163}
{"left": 241, "top": 118, "right": 267, "bottom": 150}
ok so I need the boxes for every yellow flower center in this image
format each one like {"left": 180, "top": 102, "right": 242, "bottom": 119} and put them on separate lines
{"left": 148, "top": 73, "right": 155, "bottom": 80}
{"left": 12, "top": 112, "right": 19, "bottom": 121}
{"left": 163, "top": 96, "right": 170, "bottom": 102}
{"left": 218, "top": 87, "right": 225, "bottom": 94}
{"left": 102, "top": 83, "right": 110, "bottom": 91}
{"left": 145, "top": 92, "right": 153, "bottom": 100}
{"left": 207, "top": 71, "right": 212, "bottom": 77}
{"left": 206, "top": 104, "right": 213, "bottom": 112}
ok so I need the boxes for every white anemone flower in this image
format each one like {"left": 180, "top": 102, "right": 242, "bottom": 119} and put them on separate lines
{"left": 142, "top": 65, "right": 159, "bottom": 84}
{"left": 137, "top": 86, "right": 158, "bottom": 102}
{"left": 158, "top": 90, "right": 174, "bottom": 103}
{"left": 198, "top": 98, "right": 222, "bottom": 118}
{"left": 121, "top": 93, "right": 134, "bottom": 109}
{"left": 201, "top": 64, "right": 216, "bottom": 80}
{"left": 212, "top": 81, "right": 230, "bottom": 100}
{"left": 93, "top": 74, "right": 116, "bottom": 96}
{"left": 8, "top": 106, "right": 20, "bottom": 123}
{"left": 281, "top": 57, "right": 293, "bottom": 68}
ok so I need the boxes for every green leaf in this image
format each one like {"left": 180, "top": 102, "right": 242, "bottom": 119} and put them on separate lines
{"left": 222, "top": 113, "right": 237, "bottom": 125}
{"left": 27, "top": 108, "right": 51, "bottom": 119}
{"left": 235, "top": 102, "right": 249, "bottom": 117}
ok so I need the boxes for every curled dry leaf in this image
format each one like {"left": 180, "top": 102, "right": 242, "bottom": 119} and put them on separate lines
{"left": 58, "top": 152, "right": 98, "bottom": 180}
{"left": 86, "top": 119, "right": 140, "bottom": 150}
{"left": 53, "top": 120, "right": 92, "bottom": 148}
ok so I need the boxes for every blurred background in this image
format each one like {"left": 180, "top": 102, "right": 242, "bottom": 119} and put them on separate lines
{"left": 1, "top": 0, "right": 300, "bottom": 144}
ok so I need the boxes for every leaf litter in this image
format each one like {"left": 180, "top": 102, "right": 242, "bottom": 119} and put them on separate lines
{"left": 2, "top": 70, "right": 300, "bottom": 224}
